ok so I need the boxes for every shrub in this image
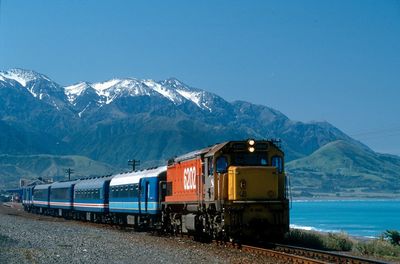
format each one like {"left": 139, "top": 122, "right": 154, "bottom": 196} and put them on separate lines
{"left": 284, "top": 229, "right": 353, "bottom": 251}
{"left": 384, "top": 230, "right": 400, "bottom": 246}
{"left": 324, "top": 232, "right": 353, "bottom": 251}
{"left": 284, "top": 229, "right": 325, "bottom": 250}
{"left": 285, "top": 229, "right": 400, "bottom": 261}
{"left": 355, "top": 239, "right": 400, "bottom": 259}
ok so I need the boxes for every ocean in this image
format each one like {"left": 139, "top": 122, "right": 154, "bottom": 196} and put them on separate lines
{"left": 290, "top": 200, "right": 400, "bottom": 238}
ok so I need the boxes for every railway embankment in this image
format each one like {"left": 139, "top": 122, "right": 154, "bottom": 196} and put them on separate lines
{"left": 0, "top": 203, "right": 281, "bottom": 264}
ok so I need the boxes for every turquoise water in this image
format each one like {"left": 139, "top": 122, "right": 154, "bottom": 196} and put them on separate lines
{"left": 290, "top": 200, "right": 400, "bottom": 238}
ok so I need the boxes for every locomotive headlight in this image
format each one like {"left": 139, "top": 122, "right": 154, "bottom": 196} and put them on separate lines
{"left": 247, "top": 139, "right": 255, "bottom": 146}
{"left": 248, "top": 146, "right": 255, "bottom": 152}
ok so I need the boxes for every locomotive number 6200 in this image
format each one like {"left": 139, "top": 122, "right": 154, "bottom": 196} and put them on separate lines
{"left": 183, "top": 167, "right": 196, "bottom": 190}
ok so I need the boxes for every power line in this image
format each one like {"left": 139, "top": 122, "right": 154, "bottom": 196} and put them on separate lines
{"left": 0, "top": 0, "right": 3, "bottom": 68}
{"left": 0, "top": 0, "right": 2, "bottom": 26}
{"left": 355, "top": 133, "right": 400, "bottom": 141}
{"left": 65, "top": 168, "right": 74, "bottom": 181}
{"left": 128, "top": 159, "right": 140, "bottom": 171}
{"left": 350, "top": 125, "right": 400, "bottom": 138}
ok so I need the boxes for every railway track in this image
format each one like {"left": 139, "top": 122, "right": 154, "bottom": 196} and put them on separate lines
{"left": 2, "top": 203, "right": 388, "bottom": 263}
{"left": 240, "top": 243, "right": 387, "bottom": 264}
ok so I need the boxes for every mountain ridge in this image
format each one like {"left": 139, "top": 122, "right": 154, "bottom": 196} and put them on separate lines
{"left": 0, "top": 68, "right": 373, "bottom": 164}
{"left": 0, "top": 154, "right": 115, "bottom": 188}
{"left": 287, "top": 140, "right": 400, "bottom": 197}
{"left": 1, "top": 68, "right": 398, "bottom": 196}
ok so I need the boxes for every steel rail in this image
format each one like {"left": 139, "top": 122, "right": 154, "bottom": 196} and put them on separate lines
{"left": 271, "top": 243, "right": 387, "bottom": 264}
{"left": 241, "top": 244, "right": 329, "bottom": 264}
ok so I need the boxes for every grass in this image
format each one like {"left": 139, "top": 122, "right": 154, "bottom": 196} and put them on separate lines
{"left": 355, "top": 237, "right": 400, "bottom": 261}
{"left": 284, "top": 229, "right": 353, "bottom": 251}
{"left": 285, "top": 229, "right": 400, "bottom": 262}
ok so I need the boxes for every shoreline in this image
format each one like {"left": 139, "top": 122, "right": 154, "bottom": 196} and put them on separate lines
{"left": 292, "top": 198, "right": 400, "bottom": 202}
{"left": 291, "top": 195, "right": 400, "bottom": 201}
{"left": 289, "top": 224, "right": 377, "bottom": 240}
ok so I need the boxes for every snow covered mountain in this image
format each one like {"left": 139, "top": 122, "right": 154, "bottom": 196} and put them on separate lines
{"left": 0, "top": 68, "right": 69, "bottom": 110}
{"left": 0, "top": 68, "right": 49, "bottom": 89}
{"left": 1, "top": 69, "right": 225, "bottom": 118}
{"left": 0, "top": 68, "right": 359, "bottom": 165}
{"left": 65, "top": 77, "right": 216, "bottom": 115}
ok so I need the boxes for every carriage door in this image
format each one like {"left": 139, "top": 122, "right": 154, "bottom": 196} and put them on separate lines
{"left": 145, "top": 181, "right": 149, "bottom": 212}
{"left": 139, "top": 179, "right": 149, "bottom": 213}
{"left": 204, "top": 157, "right": 215, "bottom": 202}
{"left": 138, "top": 179, "right": 142, "bottom": 214}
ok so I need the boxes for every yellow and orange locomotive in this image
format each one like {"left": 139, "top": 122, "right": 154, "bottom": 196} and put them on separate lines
{"left": 162, "top": 139, "right": 289, "bottom": 240}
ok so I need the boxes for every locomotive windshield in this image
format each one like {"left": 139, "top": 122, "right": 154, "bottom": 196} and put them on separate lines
{"left": 216, "top": 156, "right": 228, "bottom": 173}
{"left": 232, "top": 152, "right": 268, "bottom": 166}
{"left": 214, "top": 152, "right": 268, "bottom": 173}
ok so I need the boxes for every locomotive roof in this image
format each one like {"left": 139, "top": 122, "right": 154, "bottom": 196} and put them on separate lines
{"left": 173, "top": 145, "right": 215, "bottom": 162}
{"left": 174, "top": 141, "right": 232, "bottom": 161}
{"left": 51, "top": 180, "right": 79, "bottom": 189}
{"left": 34, "top": 183, "right": 52, "bottom": 190}
{"left": 74, "top": 175, "right": 113, "bottom": 190}
{"left": 173, "top": 139, "right": 282, "bottom": 162}
{"left": 110, "top": 166, "right": 167, "bottom": 186}
{"left": 204, "top": 142, "right": 228, "bottom": 157}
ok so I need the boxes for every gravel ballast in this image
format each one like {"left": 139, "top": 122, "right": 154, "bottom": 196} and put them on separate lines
{"left": 0, "top": 204, "right": 280, "bottom": 264}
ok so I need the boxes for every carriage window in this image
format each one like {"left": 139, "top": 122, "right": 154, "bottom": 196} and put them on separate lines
{"left": 271, "top": 156, "right": 283, "bottom": 173}
{"left": 134, "top": 184, "right": 139, "bottom": 197}
{"left": 216, "top": 156, "right": 228, "bottom": 173}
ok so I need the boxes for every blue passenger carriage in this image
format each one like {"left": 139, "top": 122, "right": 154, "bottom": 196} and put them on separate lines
{"left": 73, "top": 176, "right": 113, "bottom": 221}
{"left": 109, "top": 167, "right": 167, "bottom": 227}
{"left": 32, "top": 184, "right": 52, "bottom": 213}
{"left": 49, "top": 180, "right": 78, "bottom": 217}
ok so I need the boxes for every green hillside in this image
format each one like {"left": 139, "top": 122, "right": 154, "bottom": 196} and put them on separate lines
{"left": 287, "top": 140, "right": 400, "bottom": 198}
{"left": 0, "top": 154, "right": 116, "bottom": 189}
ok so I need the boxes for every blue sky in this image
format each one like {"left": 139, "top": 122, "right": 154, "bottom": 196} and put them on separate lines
{"left": 0, "top": 0, "right": 399, "bottom": 155}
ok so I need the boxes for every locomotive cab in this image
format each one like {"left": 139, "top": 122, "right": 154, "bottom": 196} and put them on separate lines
{"left": 204, "top": 140, "right": 286, "bottom": 201}
{"left": 202, "top": 140, "right": 288, "bottom": 239}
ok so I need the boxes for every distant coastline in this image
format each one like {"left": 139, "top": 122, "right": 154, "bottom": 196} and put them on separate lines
{"left": 292, "top": 197, "right": 400, "bottom": 202}
{"left": 292, "top": 192, "right": 400, "bottom": 201}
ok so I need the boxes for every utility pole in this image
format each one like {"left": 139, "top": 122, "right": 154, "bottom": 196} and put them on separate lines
{"left": 128, "top": 159, "right": 140, "bottom": 171}
{"left": 65, "top": 168, "right": 74, "bottom": 180}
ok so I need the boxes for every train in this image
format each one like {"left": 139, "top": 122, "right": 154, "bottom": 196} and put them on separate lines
{"left": 22, "top": 139, "right": 289, "bottom": 241}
